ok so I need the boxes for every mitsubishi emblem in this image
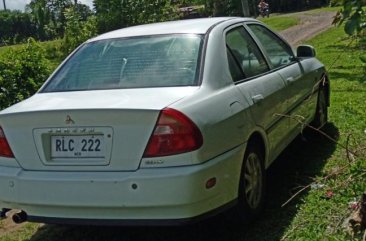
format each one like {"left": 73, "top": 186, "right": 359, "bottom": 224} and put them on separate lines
{"left": 65, "top": 115, "right": 75, "bottom": 125}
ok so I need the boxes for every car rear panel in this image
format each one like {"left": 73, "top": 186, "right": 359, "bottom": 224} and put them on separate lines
{"left": 0, "top": 87, "right": 198, "bottom": 171}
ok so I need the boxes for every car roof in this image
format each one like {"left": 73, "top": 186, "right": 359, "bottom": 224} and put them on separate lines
{"left": 89, "top": 17, "right": 256, "bottom": 42}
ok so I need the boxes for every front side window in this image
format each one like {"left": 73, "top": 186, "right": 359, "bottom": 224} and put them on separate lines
{"left": 226, "top": 27, "right": 269, "bottom": 81}
{"left": 42, "top": 35, "right": 203, "bottom": 92}
{"left": 247, "top": 24, "right": 294, "bottom": 68}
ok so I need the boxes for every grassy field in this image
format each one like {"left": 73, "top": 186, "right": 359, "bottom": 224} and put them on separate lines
{"left": 260, "top": 6, "right": 340, "bottom": 31}
{"left": 280, "top": 24, "right": 366, "bottom": 241}
{"left": 0, "top": 10, "right": 365, "bottom": 241}
{"left": 260, "top": 15, "right": 299, "bottom": 31}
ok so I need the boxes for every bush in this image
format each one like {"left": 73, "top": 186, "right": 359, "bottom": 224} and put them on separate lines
{"left": 41, "top": 39, "right": 64, "bottom": 70}
{"left": 61, "top": 8, "right": 97, "bottom": 56}
{"left": 329, "top": 0, "right": 342, "bottom": 7}
{"left": 0, "top": 38, "right": 51, "bottom": 110}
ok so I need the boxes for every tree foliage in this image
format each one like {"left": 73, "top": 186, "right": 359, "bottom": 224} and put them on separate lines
{"left": 204, "top": 0, "right": 243, "bottom": 16}
{"left": 26, "top": 0, "right": 92, "bottom": 40}
{"left": 0, "top": 38, "right": 51, "bottom": 109}
{"left": 0, "top": 0, "right": 332, "bottom": 45}
{"left": 175, "top": 0, "right": 329, "bottom": 16}
{"left": 62, "top": 7, "right": 97, "bottom": 55}
{"left": 94, "top": 0, "right": 180, "bottom": 33}
{"left": 333, "top": 0, "right": 366, "bottom": 36}
{"left": 0, "top": 10, "right": 36, "bottom": 45}
{"left": 333, "top": 0, "right": 366, "bottom": 74}
{"left": 26, "top": 0, "right": 74, "bottom": 40}
{"left": 266, "top": 0, "right": 328, "bottom": 13}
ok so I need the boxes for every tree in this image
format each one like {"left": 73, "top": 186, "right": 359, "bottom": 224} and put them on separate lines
{"left": 0, "top": 10, "right": 37, "bottom": 44}
{"left": 74, "top": 2, "right": 92, "bottom": 21}
{"left": 333, "top": 0, "right": 366, "bottom": 36}
{"left": 62, "top": 6, "right": 96, "bottom": 55}
{"left": 241, "top": 0, "right": 250, "bottom": 16}
{"left": 265, "top": 0, "right": 328, "bottom": 12}
{"left": 333, "top": 0, "right": 366, "bottom": 72}
{"left": 26, "top": 0, "right": 74, "bottom": 40}
{"left": 2, "top": 0, "right": 6, "bottom": 10}
{"left": 203, "top": 0, "right": 242, "bottom": 16}
{"left": 94, "top": 0, "right": 179, "bottom": 33}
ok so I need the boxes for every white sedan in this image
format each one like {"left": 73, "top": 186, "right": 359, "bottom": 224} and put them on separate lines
{"left": 0, "top": 17, "right": 329, "bottom": 225}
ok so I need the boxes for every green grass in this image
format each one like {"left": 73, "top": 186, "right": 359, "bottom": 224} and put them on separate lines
{"left": 0, "top": 223, "right": 39, "bottom": 241}
{"left": 261, "top": 6, "right": 339, "bottom": 31}
{"left": 261, "top": 16, "right": 299, "bottom": 31}
{"left": 279, "top": 24, "right": 366, "bottom": 241}
{"left": 0, "top": 10, "right": 365, "bottom": 241}
{"left": 308, "top": 6, "right": 342, "bottom": 13}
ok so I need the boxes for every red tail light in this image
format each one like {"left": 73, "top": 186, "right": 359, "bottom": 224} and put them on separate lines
{"left": 143, "top": 108, "right": 203, "bottom": 157}
{"left": 0, "top": 127, "right": 14, "bottom": 158}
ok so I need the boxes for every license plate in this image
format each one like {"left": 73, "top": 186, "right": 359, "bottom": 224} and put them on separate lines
{"left": 51, "top": 135, "right": 105, "bottom": 159}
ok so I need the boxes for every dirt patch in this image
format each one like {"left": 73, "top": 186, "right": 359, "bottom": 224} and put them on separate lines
{"left": 279, "top": 11, "right": 336, "bottom": 46}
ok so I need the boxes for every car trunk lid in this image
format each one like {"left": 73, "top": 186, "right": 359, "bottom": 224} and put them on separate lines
{"left": 0, "top": 87, "right": 198, "bottom": 171}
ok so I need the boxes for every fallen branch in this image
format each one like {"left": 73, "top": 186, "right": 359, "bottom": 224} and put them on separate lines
{"left": 281, "top": 163, "right": 351, "bottom": 207}
{"left": 275, "top": 113, "right": 358, "bottom": 158}
{"left": 275, "top": 113, "right": 362, "bottom": 208}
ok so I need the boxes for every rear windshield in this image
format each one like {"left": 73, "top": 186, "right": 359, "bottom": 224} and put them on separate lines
{"left": 42, "top": 34, "right": 203, "bottom": 92}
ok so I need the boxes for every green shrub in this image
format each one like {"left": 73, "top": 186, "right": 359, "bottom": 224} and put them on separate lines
{"left": 41, "top": 39, "right": 64, "bottom": 70}
{"left": 329, "top": 0, "right": 342, "bottom": 7}
{"left": 61, "top": 8, "right": 97, "bottom": 56}
{"left": 0, "top": 38, "right": 51, "bottom": 110}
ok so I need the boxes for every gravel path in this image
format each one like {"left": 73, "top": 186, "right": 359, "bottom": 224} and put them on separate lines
{"left": 279, "top": 11, "right": 336, "bottom": 46}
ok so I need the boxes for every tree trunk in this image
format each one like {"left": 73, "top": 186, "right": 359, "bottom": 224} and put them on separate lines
{"left": 241, "top": 0, "right": 250, "bottom": 17}
{"left": 2, "top": 0, "right": 6, "bottom": 10}
{"left": 251, "top": 0, "right": 257, "bottom": 17}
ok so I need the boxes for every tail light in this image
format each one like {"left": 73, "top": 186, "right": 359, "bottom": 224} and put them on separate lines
{"left": 0, "top": 127, "right": 14, "bottom": 158}
{"left": 143, "top": 108, "right": 203, "bottom": 157}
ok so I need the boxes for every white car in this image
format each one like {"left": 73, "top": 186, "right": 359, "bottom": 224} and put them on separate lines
{"left": 0, "top": 17, "right": 329, "bottom": 225}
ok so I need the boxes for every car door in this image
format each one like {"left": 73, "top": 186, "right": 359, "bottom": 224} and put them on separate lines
{"left": 225, "top": 25, "right": 290, "bottom": 163}
{"left": 246, "top": 23, "right": 314, "bottom": 135}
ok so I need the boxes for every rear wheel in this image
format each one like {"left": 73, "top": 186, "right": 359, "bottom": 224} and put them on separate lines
{"left": 312, "top": 88, "right": 328, "bottom": 128}
{"left": 237, "top": 144, "right": 266, "bottom": 220}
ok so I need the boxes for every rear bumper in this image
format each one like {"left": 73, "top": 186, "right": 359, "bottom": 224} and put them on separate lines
{"left": 0, "top": 145, "right": 244, "bottom": 225}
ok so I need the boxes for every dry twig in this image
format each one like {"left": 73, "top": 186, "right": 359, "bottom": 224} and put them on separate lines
{"left": 276, "top": 113, "right": 360, "bottom": 208}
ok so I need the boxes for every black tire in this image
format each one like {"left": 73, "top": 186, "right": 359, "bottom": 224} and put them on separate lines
{"left": 236, "top": 143, "right": 266, "bottom": 221}
{"left": 312, "top": 88, "right": 328, "bottom": 128}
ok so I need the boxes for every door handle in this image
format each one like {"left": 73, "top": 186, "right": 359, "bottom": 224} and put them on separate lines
{"left": 251, "top": 94, "right": 264, "bottom": 104}
{"left": 286, "top": 77, "right": 295, "bottom": 84}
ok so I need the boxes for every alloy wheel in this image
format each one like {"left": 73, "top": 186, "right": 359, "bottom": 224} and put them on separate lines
{"left": 244, "top": 152, "right": 263, "bottom": 209}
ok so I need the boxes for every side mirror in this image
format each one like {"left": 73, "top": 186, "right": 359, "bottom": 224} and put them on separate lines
{"left": 297, "top": 45, "right": 316, "bottom": 58}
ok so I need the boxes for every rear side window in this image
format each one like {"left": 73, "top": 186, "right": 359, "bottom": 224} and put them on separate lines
{"left": 247, "top": 24, "right": 294, "bottom": 68}
{"left": 42, "top": 35, "right": 203, "bottom": 92}
{"left": 226, "top": 27, "right": 269, "bottom": 81}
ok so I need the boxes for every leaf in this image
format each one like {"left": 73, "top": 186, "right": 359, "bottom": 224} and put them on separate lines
{"left": 360, "top": 55, "right": 366, "bottom": 63}
{"left": 345, "top": 19, "right": 358, "bottom": 35}
{"left": 344, "top": 13, "right": 361, "bottom": 35}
